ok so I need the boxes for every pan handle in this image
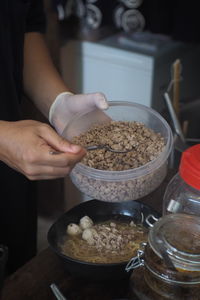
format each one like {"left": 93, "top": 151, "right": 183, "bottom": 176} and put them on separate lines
{"left": 145, "top": 214, "right": 159, "bottom": 227}
{"left": 50, "top": 283, "right": 67, "bottom": 300}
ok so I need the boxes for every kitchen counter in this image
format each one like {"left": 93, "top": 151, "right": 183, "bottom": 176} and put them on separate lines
{"left": 1, "top": 169, "right": 176, "bottom": 300}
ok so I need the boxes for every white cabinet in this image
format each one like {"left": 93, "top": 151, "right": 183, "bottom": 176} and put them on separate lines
{"left": 60, "top": 34, "right": 200, "bottom": 113}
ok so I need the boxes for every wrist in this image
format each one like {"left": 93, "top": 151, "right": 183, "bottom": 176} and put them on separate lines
{"left": 49, "top": 91, "right": 74, "bottom": 126}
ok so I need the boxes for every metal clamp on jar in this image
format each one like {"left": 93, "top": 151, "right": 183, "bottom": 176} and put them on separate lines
{"left": 126, "top": 213, "right": 200, "bottom": 300}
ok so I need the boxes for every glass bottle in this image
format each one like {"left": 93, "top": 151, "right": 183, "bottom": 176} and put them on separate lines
{"left": 163, "top": 144, "right": 200, "bottom": 216}
{"left": 127, "top": 213, "right": 200, "bottom": 300}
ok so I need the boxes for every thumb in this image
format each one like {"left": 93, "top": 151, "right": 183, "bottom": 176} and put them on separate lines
{"left": 86, "top": 92, "right": 109, "bottom": 110}
{"left": 43, "top": 127, "right": 84, "bottom": 154}
{"left": 74, "top": 92, "right": 108, "bottom": 111}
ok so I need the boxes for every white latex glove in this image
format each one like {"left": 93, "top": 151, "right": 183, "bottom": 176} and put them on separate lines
{"left": 49, "top": 92, "right": 109, "bottom": 135}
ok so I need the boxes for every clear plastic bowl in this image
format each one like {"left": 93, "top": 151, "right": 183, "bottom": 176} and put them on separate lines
{"left": 62, "top": 101, "right": 173, "bottom": 202}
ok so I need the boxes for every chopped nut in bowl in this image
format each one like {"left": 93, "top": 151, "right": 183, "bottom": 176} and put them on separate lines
{"left": 62, "top": 101, "right": 173, "bottom": 202}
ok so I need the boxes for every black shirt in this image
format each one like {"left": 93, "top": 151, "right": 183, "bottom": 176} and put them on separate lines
{"left": 0, "top": 0, "right": 46, "bottom": 274}
{"left": 0, "top": 0, "right": 46, "bottom": 121}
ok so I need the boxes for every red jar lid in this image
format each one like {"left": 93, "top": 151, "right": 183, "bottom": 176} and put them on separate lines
{"left": 179, "top": 144, "right": 200, "bottom": 190}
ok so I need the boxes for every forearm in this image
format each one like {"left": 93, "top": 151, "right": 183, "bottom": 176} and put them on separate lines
{"left": 23, "top": 32, "right": 70, "bottom": 118}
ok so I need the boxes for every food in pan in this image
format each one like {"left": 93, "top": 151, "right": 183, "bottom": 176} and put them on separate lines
{"left": 61, "top": 216, "right": 148, "bottom": 264}
{"left": 67, "top": 216, "right": 93, "bottom": 236}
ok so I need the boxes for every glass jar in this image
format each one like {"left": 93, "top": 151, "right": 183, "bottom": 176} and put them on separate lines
{"left": 163, "top": 144, "right": 200, "bottom": 216}
{"left": 127, "top": 213, "right": 200, "bottom": 300}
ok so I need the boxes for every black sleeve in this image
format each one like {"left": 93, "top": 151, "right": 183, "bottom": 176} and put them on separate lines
{"left": 26, "top": 0, "right": 46, "bottom": 33}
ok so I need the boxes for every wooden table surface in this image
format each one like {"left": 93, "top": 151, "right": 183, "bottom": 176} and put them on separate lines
{"left": 1, "top": 169, "right": 176, "bottom": 300}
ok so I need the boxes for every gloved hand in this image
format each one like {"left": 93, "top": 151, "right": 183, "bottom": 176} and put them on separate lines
{"left": 48, "top": 92, "right": 109, "bottom": 135}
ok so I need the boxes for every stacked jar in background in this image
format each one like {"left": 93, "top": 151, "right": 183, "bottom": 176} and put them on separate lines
{"left": 128, "top": 213, "right": 200, "bottom": 300}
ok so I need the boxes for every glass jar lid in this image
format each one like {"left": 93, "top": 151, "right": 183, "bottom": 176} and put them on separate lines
{"left": 148, "top": 213, "right": 200, "bottom": 271}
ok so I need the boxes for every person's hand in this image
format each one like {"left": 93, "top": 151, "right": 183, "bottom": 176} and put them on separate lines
{"left": 49, "top": 92, "right": 109, "bottom": 135}
{"left": 0, "top": 120, "right": 86, "bottom": 180}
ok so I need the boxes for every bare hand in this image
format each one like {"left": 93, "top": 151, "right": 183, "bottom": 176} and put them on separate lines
{"left": 0, "top": 120, "right": 86, "bottom": 180}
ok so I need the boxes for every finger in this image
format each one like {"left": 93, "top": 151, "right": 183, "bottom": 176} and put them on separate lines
{"left": 39, "top": 125, "right": 85, "bottom": 154}
{"left": 31, "top": 149, "right": 84, "bottom": 169}
{"left": 83, "top": 92, "right": 109, "bottom": 110}
{"left": 45, "top": 150, "right": 85, "bottom": 168}
{"left": 92, "top": 92, "right": 109, "bottom": 110}
{"left": 23, "top": 164, "right": 73, "bottom": 180}
{"left": 27, "top": 170, "right": 71, "bottom": 180}
{"left": 30, "top": 174, "right": 65, "bottom": 180}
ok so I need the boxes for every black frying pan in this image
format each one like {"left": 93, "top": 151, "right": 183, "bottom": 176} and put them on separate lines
{"left": 47, "top": 199, "right": 160, "bottom": 281}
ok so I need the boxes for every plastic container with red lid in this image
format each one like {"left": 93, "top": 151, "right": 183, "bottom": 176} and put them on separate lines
{"left": 163, "top": 144, "right": 200, "bottom": 216}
